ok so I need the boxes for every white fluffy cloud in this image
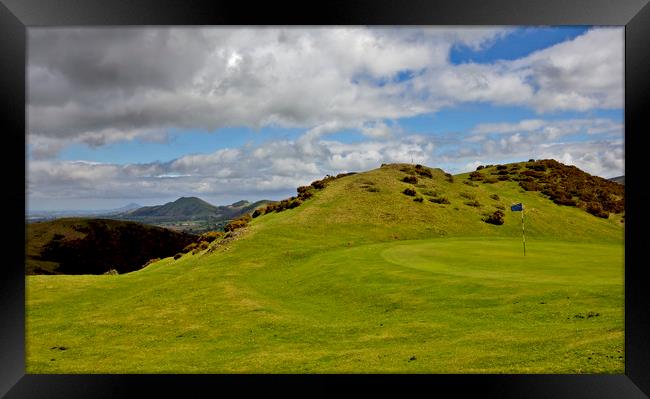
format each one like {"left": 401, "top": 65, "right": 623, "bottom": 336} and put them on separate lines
{"left": 28, "top": 27, "right": 623, "bottom": 158}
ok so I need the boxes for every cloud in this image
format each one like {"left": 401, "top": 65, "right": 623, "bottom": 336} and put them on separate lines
{"left": 28, "top": 27, "right": 623, "bottom": 158}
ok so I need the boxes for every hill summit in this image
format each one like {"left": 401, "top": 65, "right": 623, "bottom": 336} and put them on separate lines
{"left": 129, "top": 197, "right": 217, "bottom": 218}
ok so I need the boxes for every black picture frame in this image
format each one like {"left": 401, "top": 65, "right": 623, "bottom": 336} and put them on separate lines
{"left": 2, "top": 0, "right": 649, "bottom": 397}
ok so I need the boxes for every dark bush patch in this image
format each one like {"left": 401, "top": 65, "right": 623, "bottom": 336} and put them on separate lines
{"left": 586, "top": 202, "right": 609, "bottom": 218}
{"left": 416, "top": 168, "right": 433, "bottom": 178}
{"left": 366, "top": 187, "right": 380, "bottom": 192}
{"left": 413, "top": 196, "right": 424, "bottom": 203}
{"left": 445, "top": 173, "right": 454, "bottom": 183}
{"left": 199, "top": 231, "right": 223, "bottom": 243}
{"left": 484, "top": 210, "right": 505, "bottom": 225}
{"left": 403, "top": 188, "right": 417, "bottom": 196}
{"left": 497, "top": 170, "right": 509, "bottom": 175}
{"left": 519, "top": 181, "right": 542, "bottom": 191}
{"left": 252, "top": 209, "right": 263, "bottom": 218}
{"left": 336, "top": 172, "right": 357, "bottom": 178}
{"left": 490, "top": 194, "right": 500, "bottom": 201}
{"left": 173, "top": 253, "right": 183, "bottom": 260}
{"left": 402, "top": 175, "right": 418, "bottom": 184}
{"left": 464, "top": 200, "right": 481, "bottom": 207}
{"left": 529, "top": 159, "right": 535, "bottom": 162}
{"left": 497, "top": 175, "right": 510, "bottom": 181}
{"left": 459, "top": 192, "right": 476, "bottom": 200}
{"left": 476, "top": 165, "right": 485, "bottom": 170}
{"left": 182, "top": 242, "right": 198, "bottom": 253}
{"left": 224, "top": 214, "right": 252, "bottom": 232}
{"left": 496, "top": 165, "right": 508, "bottom": 170}
{"left": 553, "top": 195, "right": 577, "bottom": 206}
{"left": 421, "top": 189, "right": 439, "bottom": 197}
{"left": 469, "top": 171, "right": 484, "bottom": 181}
{"left": 429, "top": 197, "right": 450, "bottom": 204}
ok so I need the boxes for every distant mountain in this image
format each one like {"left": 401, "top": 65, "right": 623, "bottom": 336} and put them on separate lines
{"left": 26, "top": 218, "right": 196, "bottom": 275}
{"left": 113, "top": 197, "right": 274, "bottom": 232}
{"left": 609, "top": 176, "right": 624, "bottom": 185}
{"left": 129, "top": 197, "right": 218, "bottom": 218}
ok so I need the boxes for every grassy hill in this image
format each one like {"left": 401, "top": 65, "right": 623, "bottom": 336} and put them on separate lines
{"left": 26, "top": 218, "right": 197, "bottom": 275}
{"left": 115, "top": 197, "right": 273, "bottom": 233}
{"left": 26, "top": 160, "right": 624, "bottom": 373}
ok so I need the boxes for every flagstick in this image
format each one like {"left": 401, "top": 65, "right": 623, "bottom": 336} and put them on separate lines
{"left": 521, "top": 205, "right": 526, "bottom": 256}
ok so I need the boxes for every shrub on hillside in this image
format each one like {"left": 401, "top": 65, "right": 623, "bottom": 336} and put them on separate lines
{"left": 402, "top": 175, "right": 418, "bottom": 184}
{"left": 182, "top": 242, "right": 198, "bottom": 253}
{"left": 403, "top": 188, "right": 417, "bottom": 196}
{"left": 553, "top": 196, "right": 577, "bottom": 206}
{"left": 521, "top": 170, "right": 545, "bottom": 178}
{"left": 142, "top": 258, "right": 161, "bottom": 268}
{"left": 415, "top": 168, "right": 433, "bottom": 178}
{"left": 173, "top": 253, "right": 183, "bottom": 260}
{"left": 469, "top": 171, "right": 484, "bottom": 181}
{"left": 476, "top": 165, "right": 485, "bottom": 170}
{"left": 484, "top": 210, "right": 505, "bottom": 225}
{"left": 445, "top": 173, "right": 454, "bottom": 183}
{"left": 464, "top": 200, "right": 481, "bottom": 207}
{"left": 490, "top": 194, "right": 500, "bottom": 201}
{"left": 199, "top": 231, "right": 223, "bottom": 243}
{"left": 496, "top": 165, "right": 508, "bottom": 170}
{"left": 483, "top": 177, "right": 498, "bottom": 184}
{"left": 413, "top": 196, "right": 424, "bottom": 203}
{"left": 527, "top": 164, "right": 547, "bottom": 171}
{"left": 586, "top": 202, "right": 609, "bottom": 218}
{"left": 460, "top": 192, "right": 476, "bottom": 200}
{"left": 497, "top": 175, "right": 510, "bottom": 181}
{"left": 422, "top": 189, "right": 439, "bottom": 197}
{"left": 224, "top": 215, "right": 252, "bottom": 232}
{"left": 519, "top": 180, "right": 542, "bottom": 191}
{"left": 252, "top": 209, "right": 263, "bottom": 218}
{"left": 429, "top": 197, "right": 450, "bottom": 204}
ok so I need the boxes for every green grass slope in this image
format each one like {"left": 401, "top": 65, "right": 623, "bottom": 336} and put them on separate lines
{"left": 26, "top": 218, "right": 197, "bottom": 275}
{"left": 26, "top": 161, "right": 624, "bottom": 373}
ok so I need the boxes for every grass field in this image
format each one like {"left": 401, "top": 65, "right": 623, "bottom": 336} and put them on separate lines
{"left": 26, "top": 163, "right": 624, "bottom": 373}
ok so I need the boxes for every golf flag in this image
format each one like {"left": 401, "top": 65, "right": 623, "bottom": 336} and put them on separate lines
{"left": 511, "top": 203, "right": 526, "bottom": 256}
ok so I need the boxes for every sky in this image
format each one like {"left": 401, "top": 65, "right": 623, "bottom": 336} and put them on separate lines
{"left": 27, "top": 26, "right": 624, "bottom": 211}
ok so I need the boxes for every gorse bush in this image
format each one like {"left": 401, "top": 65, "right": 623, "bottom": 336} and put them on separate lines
{"left": 445, "top": 173, "right": 454, "bottom": 183}
{"left": 484, "top": 210, "right": 505, "bottom": 225}
{"left": 429, "top": 197, "right": 450, "bottom": 204}
{"left": 413, "top": 196, "right": 424, "bottom": 203}
{"left": 490, "top": 194, "right": 500, "bottom": 201}
{"left": 464, "top": 200, "right": 481, "bottom": 207}
{"left": 586, "top": 202, "right": 609, "bottom": 218}
{"left": 402, "top": 175, "right": 418, "bottom": 184}
{"left": 198, "top": 231, "right": 223, "bottom": 243}
{"left": 469, "top": 171, "right": 484, "bottom": 181}
{"left": 224, "top": 214, "right": 252, "bottom": 232}
{"left": 403, "top": 188, "right": 417, "bottom": 196}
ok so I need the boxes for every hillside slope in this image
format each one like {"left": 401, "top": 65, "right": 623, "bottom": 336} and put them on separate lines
{"left": 26, "top": 160, "right": 624, "bottom": 373}
{"left": 26, "top": 218, "right": 197, "bottom": 275}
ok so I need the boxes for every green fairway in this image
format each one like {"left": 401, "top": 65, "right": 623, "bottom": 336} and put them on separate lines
{"left": 26, "top": 163, "right": 625, "bottom": 373}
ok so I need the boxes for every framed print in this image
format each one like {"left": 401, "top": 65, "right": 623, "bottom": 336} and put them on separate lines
{"left": 2, "top": 0, "right": 649, "bottom": 397}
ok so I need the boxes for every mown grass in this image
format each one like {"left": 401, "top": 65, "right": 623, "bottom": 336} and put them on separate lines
{"left": 26, "top": 163, "right": 624, "bottom": 373}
